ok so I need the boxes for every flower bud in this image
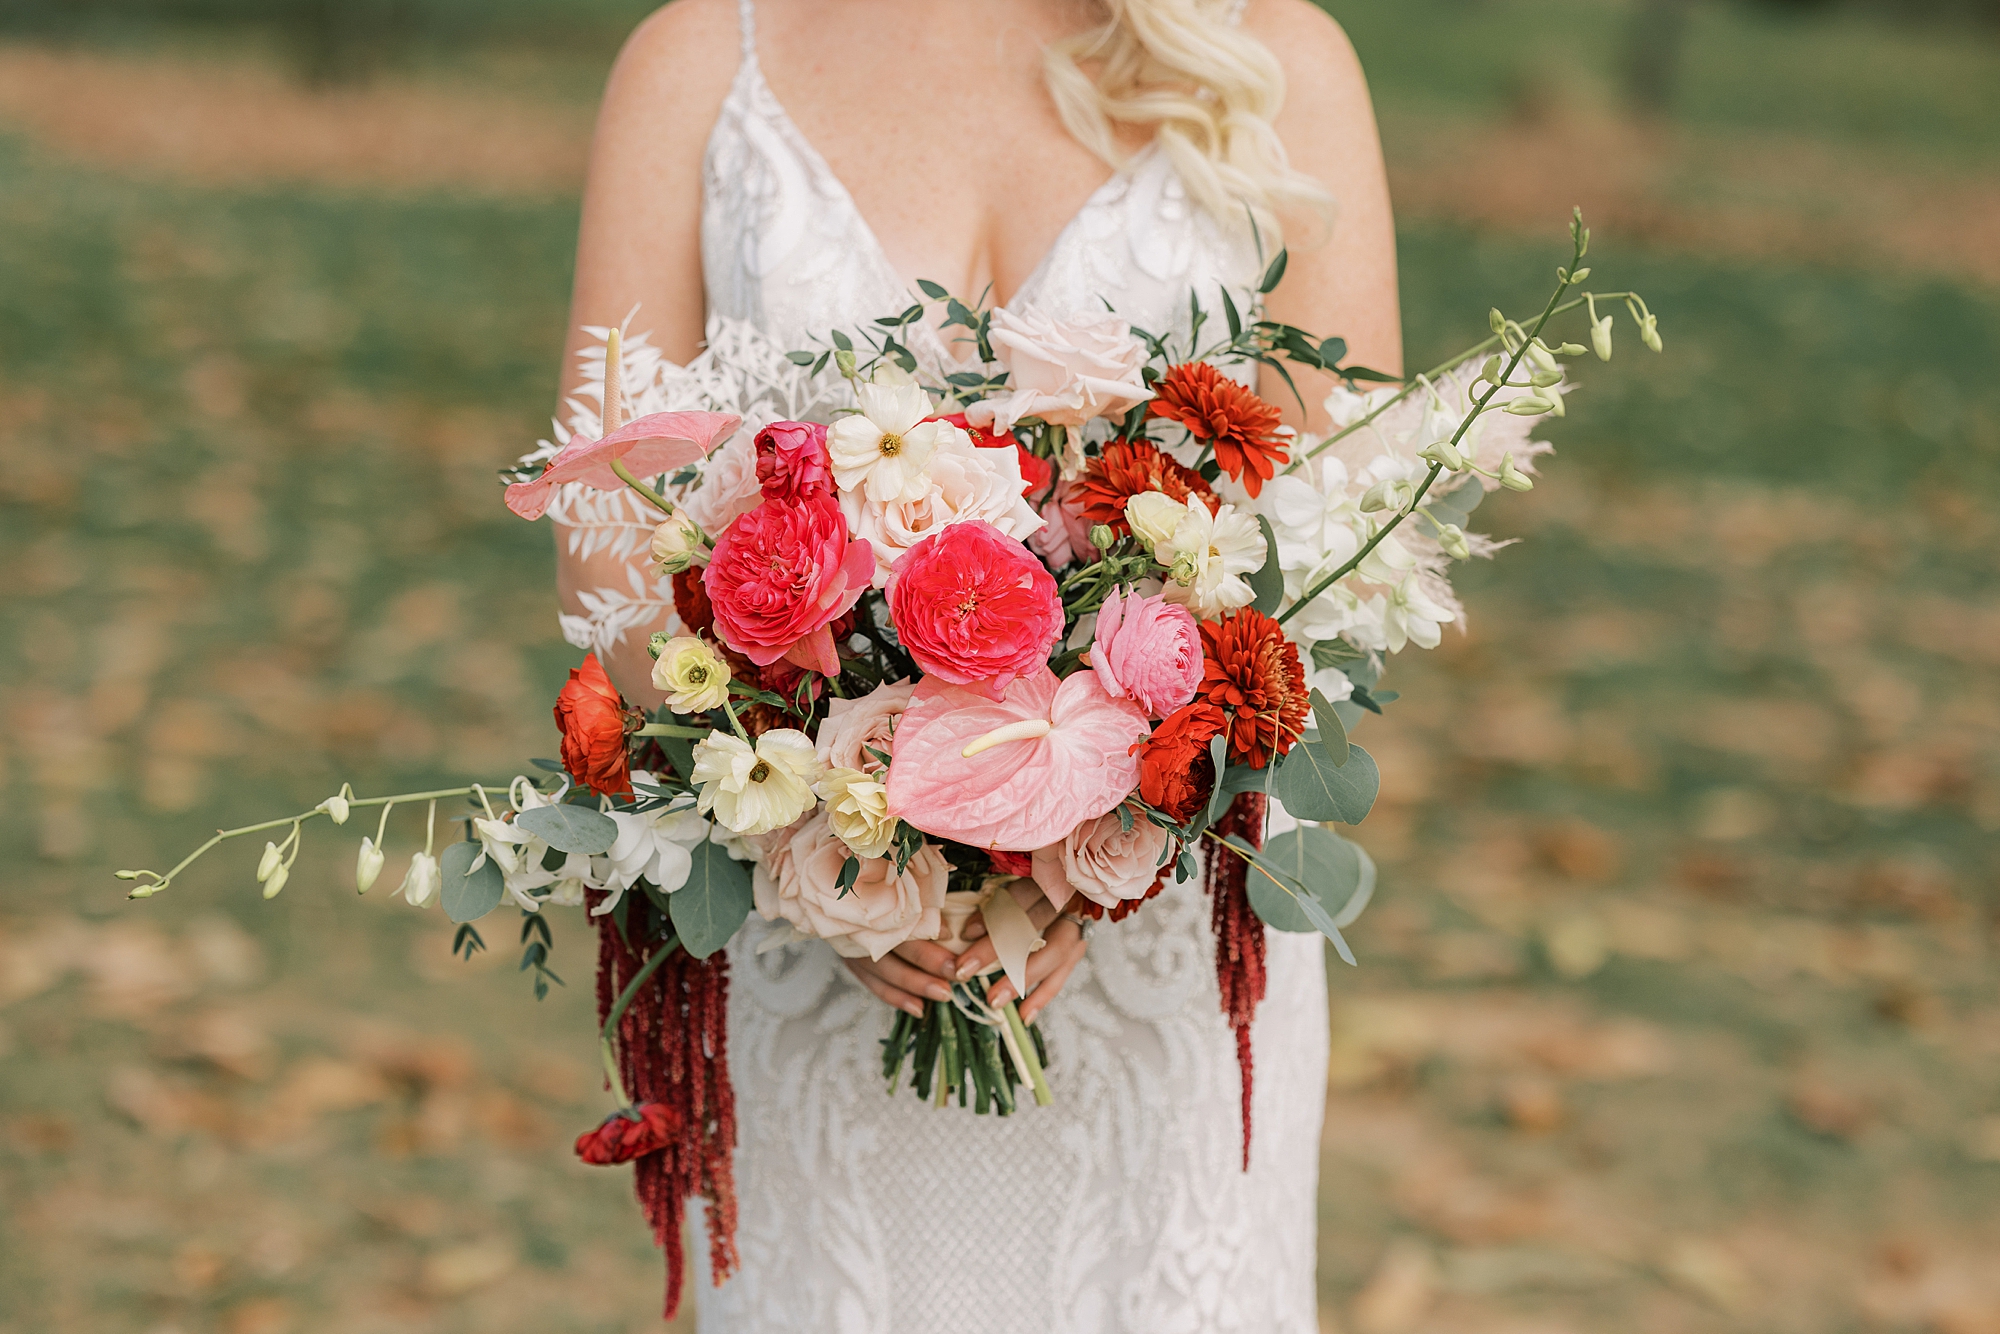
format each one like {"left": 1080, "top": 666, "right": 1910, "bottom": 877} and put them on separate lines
{"left": 1489, "top": 308, "right": 1507, "bottom": 335}
{"left": 649, "top": 514, "right": 701, "bottom": 574}
{"left": 257, "top": 842, "right": 283, "bottom": 882}
{"left": 356, "top": 837, "right": 385, "bottom": 894}
{"left": 1435, "top": 522, "right": 1471, "bottom": 559}
{"left": 1591, "top": 316, "right": 1613, "bottom": 361}
{"left": 399, "top": 852, "right": 441, "bottom": 908}
{"left": 1498, "top": 453, "right": 1535, "bottom": 492}
{"left": 647, "top": 631, "right": 671, "bottom": 661}
{"left": 1121, "top": 492, "right": 1183, "bottom": 559}
{"left": 1524, "top": 340, "right": 1559, "bottom": 375}
{"left": 1503, "top": 397, "right": 1554, "bottom": 416}
{"left": 1544, "top": 387, "right": 1566, "bottom": 417}
{"left": 834, "top": 348, "right": 858, "bottom": 378}
{"left": 1359, "top": 478, "right": 1410, "bottom": 513}
{"left": 1167, "top": 550, "right": 1199, "bottom": 586}
{"left": 127, "top": 885, "right": 157, "bottom": 899}
{"left": 1418, "top": 439, "right": 1465, "bottom": 471}
{"left": 1529, "top": 369, "right": 1563, "bottom": 389}
{"left": 1640, "top": 313, "right": 1663, "bottom": 353}
{"left": 318, "top": 795, "right": 350, "bottom": 825}
{"left": 1479, "top": 354, "right": 1503, "bottom": 386}
{"left": 1088, "top": 523, "right": 1117, "bottom": 553}
{"left": 261, "top": 861, "right": 289, "bottom": 900}
{"left": 1570, "top": 266, "right": 1590, "bottom": 283}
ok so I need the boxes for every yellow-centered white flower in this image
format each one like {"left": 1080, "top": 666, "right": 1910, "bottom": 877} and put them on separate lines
{"left": 1160, "top": 495, "right": 1266, "bottom": 620}
{"left": 1124, "top": 489, "right": 1188, "bottom": 561}
{"left": 827, "top": 382, "right": 946, "bottom": 503}
{"left": 692, "top": 729, "right": 823, "bottom": 836}
{"left": 651, "top": 635, "right": 733, "bottom": 714}
{"left": 815, "top": 767, "right": 897, "bottom": 859}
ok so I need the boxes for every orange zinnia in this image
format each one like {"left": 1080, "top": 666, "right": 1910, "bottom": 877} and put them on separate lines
{"left": 1148, "top": 362, "right": 1288, "bottom": 498}
{"left": 1198, "top": 609, "right": 1310, "bottom": 768}
{"left": 1074, "top": 437, "right": 1219, "bottom": 536}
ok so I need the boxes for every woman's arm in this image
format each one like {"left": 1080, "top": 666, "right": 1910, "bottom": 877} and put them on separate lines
{"left": 1245, "top": 0, "right": 1403, "bottom": 430}
{"left": 555, "top": 0, "right": 739, "bottom": 706}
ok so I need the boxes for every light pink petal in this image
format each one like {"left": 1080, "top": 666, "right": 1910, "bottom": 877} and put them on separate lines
{"left": 885, "top": 668, "right": 1148, "bottom": 850}
{"left": 504, "top": 411, "right": 741, "bottom": 520}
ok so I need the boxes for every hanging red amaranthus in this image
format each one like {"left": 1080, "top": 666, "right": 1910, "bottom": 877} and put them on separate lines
{"left": 583, "top": 894, "right": 738, "bottom": 1320}
{"left": 1205, "top": 791, "right": 1268, "bottom": 1171}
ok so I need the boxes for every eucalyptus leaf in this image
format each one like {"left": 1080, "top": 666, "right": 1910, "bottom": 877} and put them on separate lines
{"left": 1224, "top": 832, "right": 1357, "bottom": 964}
{"left": 1307, "top": 687, "right": 1349, "bottom": 767}
{"left": 916, "top": 278, "right": 949, "bottom": 299}
{"left": 1248, "top": 514, "right": 1285, "bottom": 616}
{"left": 515, "top": 803, "right": 618, "bottom": 856}
{"left": 439, "top": 840, "right": 504, "bottom": 923}
{"left": 670, "top": 839, "right": 755, "bottom": 959}
{"left": 829, "top": 328, "right": 852, "bottom": 352}
{"left": 656, "top": 733, "right": 697, "bottom": 784}
{"left": 1204, "top": 732, "right": 1233, "bottom": 827}
{"left": 1271, "top": 740, "right": 1378, "bottom": 825}
{"left": 1310, "top": 637, "right": 1365, "bottom": 672}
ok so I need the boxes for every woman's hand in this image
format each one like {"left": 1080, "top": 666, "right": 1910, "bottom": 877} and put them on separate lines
{"left": 949, "top": 880, "right": 1088, "bottom": 1024}
{"left": 842, "top": 939, "right": 961, "bottom": 1018}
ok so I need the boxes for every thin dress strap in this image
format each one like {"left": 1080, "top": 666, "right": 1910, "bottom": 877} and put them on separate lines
{"left": 736, "top": 0, "right": 757, "bottom": 63}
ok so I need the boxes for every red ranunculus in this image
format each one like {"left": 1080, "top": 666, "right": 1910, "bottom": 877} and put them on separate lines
{"left": 703, "top": 497, "right": 875, "bottom": 677}
{"left": 1199, "top": 608, "right": 1310, "bottom": 768}
{"left": 1136, "top": 699, "right": 1226, "bottom": 822}
{"left": 554, "top": 654, "right": 633, "bottom": 796}
{"left": 886, "top": 521, "right": 1064, "bottom": 700}
{"left": 936, "top": 413, "right": 1052, "bottom": 500}
{"left": 754, "top": 420, "right": 834, "bottom": 505}
{"left": 1148, "top": 362, "right": 1289, "bottom": 498}
{"left": 574, "top": 1102, "right": 678, "bottom": 1165}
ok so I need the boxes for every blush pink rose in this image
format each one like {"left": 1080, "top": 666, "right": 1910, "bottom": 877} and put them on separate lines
{"left": 753, "top": 811, "right": 951, "bottom": 960}
{"left": 755, "top": 420, "right": 834, "bottom": 505}
{"left": 886, "top": 521, "right": 1063, "bottom": 700}
{"left": 704, "top": 496, "right": 875, "bottom": 676}
{"left": 815, "top": 678, "right": 916, "bottom": 773}
{"left": 964, "top": 309, "right": 1153, "bottom": 434}
{"left": 1029, "top": 811, "right": 1172, "bottom": 911}
{"left": 1088, "top": 587, "right": 1203, "bottom": 717}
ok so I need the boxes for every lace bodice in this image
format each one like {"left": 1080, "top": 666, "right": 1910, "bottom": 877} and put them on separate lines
{"left": 690, "top": 5, "right": 1328, "bottom": 1331}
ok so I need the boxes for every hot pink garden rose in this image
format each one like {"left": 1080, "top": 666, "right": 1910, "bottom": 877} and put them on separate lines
{"left": 704, "top": 497, "right": 874, "bottom": 676}
{"left": 754, "top": 811, "right": 951, "bottom": 961}
{"left": 886, "top": 521, "right": 1063, "bottom": 700}
{"left": 1030, "top": 811, "right": 1172, "bottom": 912}
{"left": 754, "top": 420, "right": 834, "bottom": 505}
{"left": 1088, "top": 587, "right": 1203, "bottom": 717}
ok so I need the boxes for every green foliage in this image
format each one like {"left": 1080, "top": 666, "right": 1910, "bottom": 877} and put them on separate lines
{"left": 439, "top": 838, "right": 504, "bottom": 923}
{"left": 1272, "top": 741, "right": 1379, "bottom": 826}
{"left": 668, "top": 840, "right": 754, "bottom": 959}
{"left": 514, "top": 802, "right": 618, "bottom": 855}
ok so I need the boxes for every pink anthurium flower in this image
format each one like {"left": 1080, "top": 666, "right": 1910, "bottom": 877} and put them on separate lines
{"left": 505, "top": 410, "right": 742, "bottom": 521}
{"left": 885, "top": 667, "right": 1149, "bottom": 851}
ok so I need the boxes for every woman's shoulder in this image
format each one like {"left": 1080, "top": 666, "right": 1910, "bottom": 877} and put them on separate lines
{"left": 597, "top": 0, "right": 743, "bottom": 138}
{"left": 1241, "top": 0, "right": 1368, "bottom": 92}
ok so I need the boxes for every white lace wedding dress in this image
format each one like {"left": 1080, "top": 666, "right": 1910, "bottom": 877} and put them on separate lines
{"left": 689, "top": 4, "right": 1328, "bottom": 1330}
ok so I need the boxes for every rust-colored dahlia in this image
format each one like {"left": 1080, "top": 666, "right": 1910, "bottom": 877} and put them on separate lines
{"left": 1074, "top": 437, "right": 1219, "bottom": 536}
{"left": 1199, "top": 608, "right": 1310, "bottom": 768}
{"left": 1148, "top": 362, "right": 1288, "bottom": 498}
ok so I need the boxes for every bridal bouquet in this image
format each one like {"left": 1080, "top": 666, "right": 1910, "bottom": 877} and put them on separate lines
{"left": 120, "top": 212, "right": 1658, "bottom": 1316}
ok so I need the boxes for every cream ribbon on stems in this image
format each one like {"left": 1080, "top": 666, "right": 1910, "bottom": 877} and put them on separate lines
{"left": 940, "top": 878, "right": 1055, "bottom": 1107}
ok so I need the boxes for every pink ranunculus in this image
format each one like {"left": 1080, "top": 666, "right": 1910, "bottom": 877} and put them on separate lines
{"left": 1029, "top": 811, "right": 1172, "bottom": 912}
{"left": 505, "top": 411, "right": 741, "bottom": 521}
{"left": 886, "top": 521, "right": 1063, "bottom": 700}
{"left": 755, "top": 420, "right": 834, "bottom": 505}
{"left": 754, "top": 811, "right": 951, "bottom": 960}
{"left": 885, "top": 667, "right": 1150, "bottom": 850}
{"left": 1089, "top": 587, "right": 1203, "bottom": 717}
{"left": 681, "top": 427, "right": 766, "bottom": 538}
{"left": 963, "top": 309, "right": 1153, "bottom": 435}
{"left": 703, "top": 497, "right": 875, "bottom": 676}
{"left": 815, "top": 678, "right": 916, "bottom": 774}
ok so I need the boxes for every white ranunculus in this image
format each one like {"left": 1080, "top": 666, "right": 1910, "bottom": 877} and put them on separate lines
{"left": 842, "top": 430, "right": 1043, "bottom": 585}
{"left": 1160, "top": 495, "right": 1267, "bottom": 620}
{"left": 827, "top": 382, "right": 947, "bottom": 503}
{"left": 692, "top": 729, "right": 824, "bottom": 836}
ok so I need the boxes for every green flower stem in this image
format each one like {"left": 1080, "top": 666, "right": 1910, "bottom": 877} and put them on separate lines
{"left": 119, "top": 785, "right": 491, "bottom": 898}
{"left": 598, "top": 932, "right": 680, "bottom": 1107}
{"left": 1275, "top": 261, "right": 1597, "bottom": 627}
{"left": 1001, "top": 1000, "right": 1054, "bottom": 1107}
{"left": 608, "top": 458, "right": 677, "bottom": 518}
{"left": 1278, "top": 291, "right": 1634, "bottom": 477}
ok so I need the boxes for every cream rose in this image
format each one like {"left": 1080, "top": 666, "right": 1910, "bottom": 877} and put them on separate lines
{"left": 965, "top": 309, "right": 1153, "bottom": 434}
{"left": 841, "top": 431, "right": 1044, "bottom": 586}
{"left": 1029, "top": 811, "right": 1172, "bottom": 911}
{"left": 754, "top": 811, "right": 950, "bottom": 960}
{"left": 815, "top": 767, "right": 897, "bottom": 859}
{"left": 815, "top": 678, "right": 916, "bottom": 773}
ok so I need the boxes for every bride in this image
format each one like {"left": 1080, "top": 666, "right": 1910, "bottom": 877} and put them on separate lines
{"left": 555, "top": 0, "right": 1398, "bottom": 1328}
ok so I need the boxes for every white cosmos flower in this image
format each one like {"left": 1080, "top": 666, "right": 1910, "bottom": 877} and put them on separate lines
{"left": 1160, "top": 495, "right": 1267, "bottom": 620}
{"left": 591, "top": 796, "right": 711, "bottom": 916}
{"left": 692, "top": 729, "right": 823, "bottom": 836}
{"left": 842, "top": 428, "right": 1043, "bottom": 585}
{"left": 827, "top": 382, "right": 947, "bottom": 503}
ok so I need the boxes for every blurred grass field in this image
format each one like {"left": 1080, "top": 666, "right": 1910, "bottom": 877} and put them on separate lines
{"left": 2, "top": 2, "right": 1997, "bottom": 1331}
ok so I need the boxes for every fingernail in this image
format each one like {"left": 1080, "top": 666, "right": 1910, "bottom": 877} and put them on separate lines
{"left": 956, "top": 961, "right": 979, "bottom": 980}
{"left": 928, "top": 984, "right": 951, "bottom": 1002}
{"left": 906, "top": 1001, "right": 924, "bottom": 1017}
